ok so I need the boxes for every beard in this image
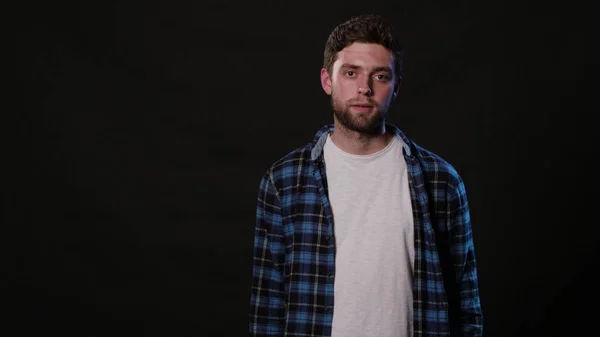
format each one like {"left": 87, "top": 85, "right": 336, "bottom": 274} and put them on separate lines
{"left": 330, "top": 91, "right": 390, "bottom": 135}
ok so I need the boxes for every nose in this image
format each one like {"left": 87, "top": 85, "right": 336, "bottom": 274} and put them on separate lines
{"left": 358, "top": 86, "right": 372, "bottom": 95}
{"left": 357, "top": 77, "right": 373, "bottom": 95}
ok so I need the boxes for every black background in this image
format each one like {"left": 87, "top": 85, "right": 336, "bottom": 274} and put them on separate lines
{"left": 8, "top": 0, "right": 598, "bottom": 336}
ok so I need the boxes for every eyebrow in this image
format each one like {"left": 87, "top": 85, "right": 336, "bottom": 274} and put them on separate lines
{"left": 340, "top": 64, "right": 393, "bottom": 74}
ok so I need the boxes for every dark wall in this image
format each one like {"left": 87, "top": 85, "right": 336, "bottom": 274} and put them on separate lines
{"left": 9, "top": 0, "right": 597, "bottom": 336}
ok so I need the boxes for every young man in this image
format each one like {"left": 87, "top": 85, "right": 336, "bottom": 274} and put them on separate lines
{"left": 249, "top": 14, "right": 483, "bottom": 337}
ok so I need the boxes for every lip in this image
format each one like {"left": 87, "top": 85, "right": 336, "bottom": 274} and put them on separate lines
{"left": 350, "top": 105, "right": 373, "bottom": 112}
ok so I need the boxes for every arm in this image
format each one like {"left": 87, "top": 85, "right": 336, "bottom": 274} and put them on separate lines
{"left": 249, "top": 171, "right": 285, "bottom": 336}
{"left": 447, "top": 177, "right": 483, "bottom": 336}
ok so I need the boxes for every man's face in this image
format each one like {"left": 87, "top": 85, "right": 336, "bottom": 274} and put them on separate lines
{"left": 320, "top": 42, "right": 400, "bottom": 135}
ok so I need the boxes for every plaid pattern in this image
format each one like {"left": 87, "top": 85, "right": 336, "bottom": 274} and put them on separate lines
{"left": 250, "top": 123, "right": 483, "bottom": 337}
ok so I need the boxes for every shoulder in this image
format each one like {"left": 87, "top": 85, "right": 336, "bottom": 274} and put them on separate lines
{"left": 388, "top": 122, "right": 464, "bottom": 190}
{"left": 411, "top": 142, "right": 465, "bottom": 192}
{"left": 262, "top": 143, "right": 314, "bottom": 185}
{"left": 262, "top": 124, "right": 331, "bottom": 181}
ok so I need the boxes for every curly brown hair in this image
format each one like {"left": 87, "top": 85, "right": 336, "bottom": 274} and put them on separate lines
{"left": 323, "top": 14, "right": 404, "bottom": 82}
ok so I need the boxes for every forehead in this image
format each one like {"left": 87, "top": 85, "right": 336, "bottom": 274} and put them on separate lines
{"left": 333, "top": 42, "right": 394, "bottom": 69}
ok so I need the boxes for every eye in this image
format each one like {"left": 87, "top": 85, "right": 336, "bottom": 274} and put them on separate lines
{"left": 345, "top": 71, "right": 356, "bottom": 77}
{"left": 374, "top": 74, "right": 390, "bottom": 81}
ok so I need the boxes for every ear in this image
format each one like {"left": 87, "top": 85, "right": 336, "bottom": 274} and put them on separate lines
{"left": 320, "top": 68, "right": 332, "bottom": 95}
{"left": 392, "top": 77, "right": 402, "bottom": 99}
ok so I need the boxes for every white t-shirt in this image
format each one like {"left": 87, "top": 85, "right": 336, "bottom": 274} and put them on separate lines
{"left": 324, "top": 134, "right": 415, "bottom": 337}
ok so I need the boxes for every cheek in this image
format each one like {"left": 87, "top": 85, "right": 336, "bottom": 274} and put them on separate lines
{"left": 332, "top": 82, "right": 352, "bottom": 98}
{"left": 376, "top": 84, "right": 395, "bottom": 99}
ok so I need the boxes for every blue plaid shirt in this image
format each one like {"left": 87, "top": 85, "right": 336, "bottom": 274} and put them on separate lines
{"left": 249, "top": 123, "right": 483, "bottom": 336}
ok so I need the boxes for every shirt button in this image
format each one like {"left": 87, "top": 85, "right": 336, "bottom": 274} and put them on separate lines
{"left": 327, "top": 270, "right": 333, "bottom": 278}
{"left": 325, "top": 235, "right": 331, "bottom": 241}
{"left": 324, "top": 306, "right": 331, "bottom": 312}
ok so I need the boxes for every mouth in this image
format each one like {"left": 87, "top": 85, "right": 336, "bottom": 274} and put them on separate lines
{"left": 350, "top": 104, "right": 374, "bottom": 112}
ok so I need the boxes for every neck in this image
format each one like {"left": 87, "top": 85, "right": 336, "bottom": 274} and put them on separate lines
{"left": 331, "top": 120, "right": 393, "bottom": 155}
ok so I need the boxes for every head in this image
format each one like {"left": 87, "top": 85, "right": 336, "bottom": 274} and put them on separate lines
{"left": 320, "top": 14, "right": 404, "bottom": 135}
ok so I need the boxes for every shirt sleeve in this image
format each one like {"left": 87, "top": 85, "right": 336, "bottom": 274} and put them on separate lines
{"left": 447, "top": 177, "right": 484, "bottom": 336}
{"left": 249, "top": 170, "right": 286, "bottom": 336}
